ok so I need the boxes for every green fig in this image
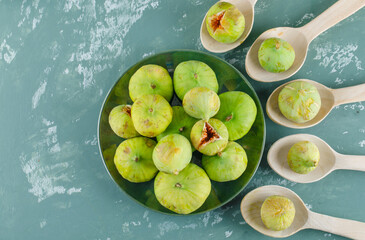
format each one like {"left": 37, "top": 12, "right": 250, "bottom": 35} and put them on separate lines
{"left": 261, "top": 195, "right": 296, "bottom": 231}
{"left": 129, "top": 64, "right": 173, "bottom": 102}
{"left": 278, "top": 81, "right": 321, "bottom": 123}
{"left": 114, "top": 137, "right": 157, "bottom": 183}
{"left": 131, "top": 94, "right": 173, "bottom": 137}
{"left": 156, "top": 106, "right": 197, "bottom": 142}
{"left": 173, "top": 60, "right": 218, "bottom": 100}
{"left": 190, "top": 118, "right": 229, "bottom": 156}
{"left": 258, "top": 38, "right": 295, "bottom": 73}
{"left": 153, "top": 134, "right": 192, "bottom": 175}
{"left": 206, "top": 2, "right": 245, "bottom": 43}
{"left": 154, "top": 163, "right": 211, "bottom": 214}
{"left": 108, "top": 105, "right": 140, "bottom": 138}
{"left": 215, "top": 91, "right": 257, "bottom": 140}
{"left": 183, "top": 87, "right": 220, "bottom": 120}
{"left": 202, "top": 141, "right": 247, "bottom": 182}
{"left": 287, "top": 141, "right": 320, "bottom": 174}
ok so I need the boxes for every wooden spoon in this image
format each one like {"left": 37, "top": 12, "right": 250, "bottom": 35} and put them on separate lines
{"left": 267, "top": 134, "right": 365, "bottom": 183}
{"left": 200, "top": 0, "right": 257, "bottom": 53}
{"left": 266, "top": 79, "right": 365, "bottom": 129}
{"left": 241, "top": 185, "right": 365, "bottom": 239}
{"left": 245, "top": 0, "right": 365, "bottom": 82}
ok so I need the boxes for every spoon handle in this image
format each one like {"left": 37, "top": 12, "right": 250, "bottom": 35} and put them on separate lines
{"left": 299, "top": 0, "right": 365, "bottom": 42}
{"left": 334, "top": 153, "right": 365, "bottom": 171}
{"left": 307, "top": 211, "right": 365, "bottom": 240}
{"left": 332, "top": 83, "right": 365, "bottom": 106}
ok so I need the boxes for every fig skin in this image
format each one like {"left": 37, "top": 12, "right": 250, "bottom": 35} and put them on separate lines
{"left": 156, "top": 106, "right": 197, "bottom": 142}
{"left": 114, "top": 137, "right": 158, "bottom": 183}
{"left": 190, "top": 118, "right": 229, "bottom": 156}
{"left": 131, "top": 94, "right": 173, "bottom": 137}
{"left": 287, "top": 141, "right": 320, "bottom": 174}
{"left": 202, "top": 141, "right": 247, "bottom": 182}
{"left": 215, "top": 91, "right": 257, "bottom": 140}
{"left": 129, "top": 64, "right": 173, "bottom": 102}
{"left": 206, "top": 2, "right": 245, "bottom": 43}
{"left": 108, "top": 105, "right": 140, "bottom": 139}
{"left": 261, "top": 195, "right": 296, "bottom": 231}
{"left": 173, "top": 60, "right": 218, "bottom": 100}
{"left": 183, "top": 87, "right": 220, "bottom": 120}
{"left": 258, "top": 38, "right": 295, "bottom": 73}
{"left": 278, "top": 81, "right": 321, "bottom": 123}
{"left": 154, "top": 163, "right": 211, "bottom": 214}
{"left": 153, "top": 134, "right": 192, "bottom": 175}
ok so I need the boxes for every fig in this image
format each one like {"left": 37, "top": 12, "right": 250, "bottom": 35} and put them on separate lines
{"left": 131, "top": 94, "right": 173, "bottom": 137}
{"left": 214, "top": 91, "right": 257, "bottom": 140}
{"left": 183, "top": 87, "right": 220, "bottom": 120}
{"left": 153, "top": 134, "right": 192, "bottom": 175}
{"left": 287, "top": 141, "right": 320, "bottom": 174}
{"left": 190, "top": 118, "right": 229, "bottom": 156}
{"left": 114, "top": 137, "right": 157, "bottom": 183}
{"left": 261, "top": 195, "right": 296, "bottom": 231}
{"left": 278, "top": 81, "right": 321, "bottom": 123}
{"left": 206, "top": 2, "right": 245, "bottom": 43}
{"left": 154, "top": 163, "right": 211, "bottom": 214}
{"left": 156, "top": 106, "right": 197, "bottom": 142}
{"left": 173, "top": 60, "right": 218, "bottom": 100}
{"left": 202, "top": 141, "right": 247, "bottom": 182}
{"left": 108, "top": 105, "right": 140, "bottom": 138}
{"left": 258, "top": 38, "right": 295, "bottom": 73}
{"left": 129, "top": 64, "right": 173, "bottom": 102}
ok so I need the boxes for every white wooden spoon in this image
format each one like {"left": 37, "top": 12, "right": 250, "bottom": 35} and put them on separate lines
{"left": 266, "top": 79, "right": 365, "bottom": 129}
{"left": 245, "top": 0, "right": 365, "bottom": 82}
{"left": 267, "top": 134, "right": 365, "bottom": 183}
{"left": 200, "top": 0, "right": 257, "bottom": 53}
{"left": 241, "top": 185, "right": 365, "bottom": 239}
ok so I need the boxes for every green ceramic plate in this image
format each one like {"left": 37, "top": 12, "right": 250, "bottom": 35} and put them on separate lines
{"left": 97, "top": 50, "right": 265, "bottom": 215}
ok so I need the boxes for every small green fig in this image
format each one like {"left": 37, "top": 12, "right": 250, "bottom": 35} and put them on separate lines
{"left": 258, "top": 38, "right": 295, "bottom": 73}
{"left": 202, "top": 141, "right": 247, "bottom": 182}
{"left": 206, "top": 2, "right": 245, "bottom": 43}
{"left": 108, "top": 105, "right": 139, "bottom": 138}
{"left": 129, "top": 64, "right": 173, "bottom": 102}
{"left": 156, "top": 106, "right": 197, "bottom": 142}
{"left": 287, "top": 141, "right": 320, "bottom": 174}
{"left": 154, "top": 163, "right": 211, "bottom": 214}
{"left": 214, "top": 91, "right": 257, "bottom": 140}
{"left": 114, "top": 137, "right": 157, "bottom": 183}
{"left": 278, "top": 81, "right": 321, "bottom": 123}
{"left": 183, "top": 87, "right": 220, "bottom": 120}
{"left": 131, "top": 94, "right": 173, "bottom": 137}
{"left": 153, "top": 134, "right": 192, "bottom": 175}
{"left": 190, "top": 118, "right": 229, "bottom": 156}
{"left": 261, "top": 195, "right": 296, "bottom": 231}
{"left": 173, "top": 60, "right": 218, "bottom": 100}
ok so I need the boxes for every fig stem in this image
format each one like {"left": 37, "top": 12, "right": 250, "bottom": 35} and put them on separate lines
{"left": 148, "top": 108, "right": 153, "bottom": 113}
{"left": 134, "top": 157, "right": 139, "bottom": 162}
{"left": 151, "top": 83, "right": 156, "bottom": 89}
{"left": 179, "top": 127, "right": 184, "bottom": 132}
{"left": 175, "top": 183, "right": 182, "bottom": 188}
{"left": 217, "top": 152, "right": 222, "bottom": 157}
{"left": 225, "top": 114, "right": 233, "bottom": 122}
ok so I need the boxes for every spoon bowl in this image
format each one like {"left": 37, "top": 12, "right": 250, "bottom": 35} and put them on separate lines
{"left": 240, "top": 185, "right": 309, "bottom": 238}
{"left": 245, "top": 27, "right": 309, "bottom": 82}
{"left": 267, "top": 134, "right": 336, "bottom": 183}
{"left": 200, "top": 0, "right": 256, "bottom": 53}
{"left": 266, "top": 79, "right": 335, "bottom": 129}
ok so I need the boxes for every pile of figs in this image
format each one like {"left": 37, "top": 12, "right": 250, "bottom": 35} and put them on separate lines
{"left": 109, "top": 60, "right": 257, "bottom": 214}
